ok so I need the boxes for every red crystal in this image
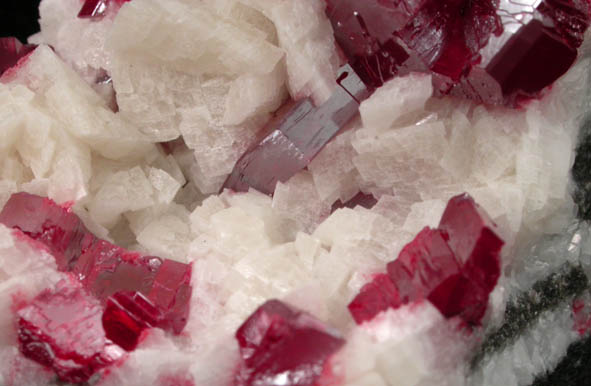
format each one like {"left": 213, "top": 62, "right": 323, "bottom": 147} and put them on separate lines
{"left": 102, "top": 291, "right": 161, "bottom": 351}
{"left": 78, "top": 0, "right": 131, "bottom": 19}
{"left": 234, "top": 300, "right": 345, "bottom": 386}
{"left": 0, "top": 192, "right": 94, "bottom": 271}
{"left": 17, "top": 280, "right": 122, "bottom": 383}
{"left": 0, "top": 38, "right": 36, "bottom": 78}
{"left": 331, "top": 192, "right": 378, "bottom": 212}
{"left": 325, "top": 0, "right": 591, "bottom": 106}
{"left": 223, "top": 64, "right": 369, "bottom": 195}
{"left": 0, "top": 192, "right": 192, "bottom": 342}
{"left": 348, "top": 194, "right": 503, "bottom": 326}
{"left": 348, "top": 274, "right": 401, "bottom": 324}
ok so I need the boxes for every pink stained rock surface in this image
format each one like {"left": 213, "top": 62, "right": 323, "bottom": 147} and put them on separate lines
{"left": 0, "top": 37, "right": 36, "bottom": 78}
{"left": 0, "top": 192, "right": 193, "bottom": 346}
{"left": 17, "top": 280, "right": 124, "bottom": 383}
{"left": 223, "top": 64, "right": 370, "bottom": 195}
{"left": 325, "top": 0, "right": 591, "bottom": 106}
{"left": 78, "top": 0, "right": 131, "bottom": 19}
{"left": 234, "top": 299, "right": 345, "bottom": 386}
{"left": 348, "top": 194, "right": 504, "bottom": 326}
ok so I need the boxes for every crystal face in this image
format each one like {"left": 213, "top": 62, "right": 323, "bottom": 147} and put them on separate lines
{"left": 78, "top": 0, "right": 131, "bottom": 19}
{"left": 17, "top": 280, "right": 123, "bottom": 383}
{"left": 234, "top": 300, "right": 346, "bottom": 386}
{"left": 0, "top": 193, "right": 192, "bottom": 344}
{"left": 325, "top": 0, "right": 591, "bottom": 105}
{"left": 349, "top": 194, "right": 504, "bottom": 326}
{"left": 0, "top": 37, "right": 36, "bottom": 78}
{"left": 223, "top": 64, "right": 370, "bottom": 195}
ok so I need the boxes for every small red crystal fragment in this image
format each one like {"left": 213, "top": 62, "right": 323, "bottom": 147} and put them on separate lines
{"left": 348, "top": 274, "right": 401, "bottom": 324}
{"left": 223, "top": 64, "right": 369, "bottom": 195}
{"left": 17, "top": 280, "right": 122, "bottom": 383}
{"left": 0, "top": 37, "right": 36, "bottom": 78}
{"left": 349, "top": 193, "right": 503, "bottom": 326}
{"left": 102, "top": 291, "right": 161, "bottom": 351}
{"left": 572, "top": 297, "right": 591, "bottom": 336}
{"left": 331, "top": 192, "right": 378, "bottom": 212}
{"left": 78, "top": 0, "right": 131, "bottom": 19}
{"left": 235, "top": 300, "right": 345, "bottom": 386}
{"left": 0, "top": 192, "right": 95, "bottom": 271}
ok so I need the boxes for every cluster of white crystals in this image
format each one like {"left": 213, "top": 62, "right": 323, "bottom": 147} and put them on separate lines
{"left": 0, "top": 0, "right": 590, "bottom": 385}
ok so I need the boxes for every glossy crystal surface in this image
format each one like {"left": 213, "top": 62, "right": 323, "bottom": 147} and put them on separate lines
{"left": 349, "top": 194, "right": 504, "bottom": 326}
{"left": 325, "top": 0, "right": 591, "bottom": 105}
{"left": 17, "top": 280, "right": 122, "bottom": 383}
{"left": 78, "top": 0, "right": 131, "bottom": 19}
{"left": 223, "top": 64, "right": 369, "bottom": 195}
{"left": 234, "top": 300, "right": 345, "bottom": 386}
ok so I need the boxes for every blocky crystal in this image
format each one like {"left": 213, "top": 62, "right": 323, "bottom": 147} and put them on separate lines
{"left": 17, "top": 280, "right": 123, "bottom": 383}
{"left": 349, "top": 194, "right": 503, "bottom": 326}
{"left": 223, "top": 64, "right": 370, "bottom": 195}
{"left": 102, "top": 291, "right": 162, "bottom": 351}
{"left": 325, "top": 0, "right": 591, "bottom": 106}
{"left": 348, "top": 274, "right": 401, "bottom": 324}
{"left": 0, "top": 192, "right": 95, "bottom": 271}
{"left": 0, "top": 193, "right": 192, "bottom": 339}
{"left": 234, "top": 300, "right": 345, "bottom": 386}
{"left": 0, "top": 37, "right": 36, "bottom": 78}
{"left": 78, "top": 0, "right": 131, "bottom": 19}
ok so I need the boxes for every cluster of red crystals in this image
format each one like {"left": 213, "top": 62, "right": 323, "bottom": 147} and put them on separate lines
{"left": 325, "top": 0, "right": 591, "bottom": 106}
{"left": 348, "top": 194, "right": 504, "bottom": 326}
{"left": 0, "top": 37, "right": 36, "bottom": 78}
{"left": 17, "top": 280, "right": 123, "bottom": 383}
{"left": 78, "top": 0, "right": 131, "bottom": 19}
{"left": 223, "top": 64, "right": 370, "bottom": 195}
{"left": 234, "top": 300, "right": 345, "bottom": 386}
{"left": 0, "top": 193, "right": 192, "bottom": 360}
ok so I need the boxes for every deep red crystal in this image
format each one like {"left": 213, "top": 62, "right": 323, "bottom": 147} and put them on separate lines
{"left": 78, "top": 0, "right": 131, "bottom": 19}
{"left": 348, "top": 274, "right": 401, "bottom": 324}
{"left": 331, "top": 192, "right": 378, "bottom": 212}
{"left": 348, "top": 194, "right": 503, "bottom": 326}
{"left": 223, "top": 64, "right": 369, "bottom": 195}
{"left": 17, "top": 280, "right": 121, "bottom": 383}
{"left": 325, "top": 0, "right": 591, "bottom": 106}
{"left": 102, "top": 291, "right": 161, "bottom": 351}
{"left": 0, "top": 37, "right": 36, "bottom": 78}
{"left": 0, "top": 192, "right": 192, "bottom": 344}
{"left": 234, "top": 300, "right": 345, "bottom": 386}
{"left": 0, "top": 192, "right": 94, "bottom": 271}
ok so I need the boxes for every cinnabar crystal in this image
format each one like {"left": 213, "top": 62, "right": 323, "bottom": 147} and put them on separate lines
{"left": 234, "top": 300, "right": 345, "bottom": 386}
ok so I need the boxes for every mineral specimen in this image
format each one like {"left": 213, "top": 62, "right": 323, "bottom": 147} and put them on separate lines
{"left": 349, "top": 194, "right": 504, "bottom": 326}
{"left": 0, "top": 192, "right": 192, "bottom": 345}
{"left": 17, "top": 280, "right": 124, "bottom": 383}
{"left": 78, "top": 0, "right": 130, "bottom": 19}
{"left": 325, "top": 0, "right": 591, "bottom": 105}
{"left": 234, "top": 299, "right": 345, "bottom": 386}
{"left": 223, "top": 64, "right": 369, "bottom": 195}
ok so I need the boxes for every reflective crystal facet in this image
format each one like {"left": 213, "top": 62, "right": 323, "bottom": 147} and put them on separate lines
{"left": 0, "top": 193, "right": 192, "bottom": 342}
{"left": 17, "top": 280, "right": 123, "bottom": 383}
{"left": 223, "top": 64, "right": 369, "bottom": 195}
{"left": 0, "top": 37, "right": 36, "bottom": 78}
{"left": 234, "top": 300, "right": 345, "bottom": 386}
{"left": 349, "top": 194, "right": 503, "bottom": 326}
{"left": 78, "top": 0, "right": 131, "bottom": 19}
{"left": 325, "top": 0, "right": 591, "bottom": 105}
